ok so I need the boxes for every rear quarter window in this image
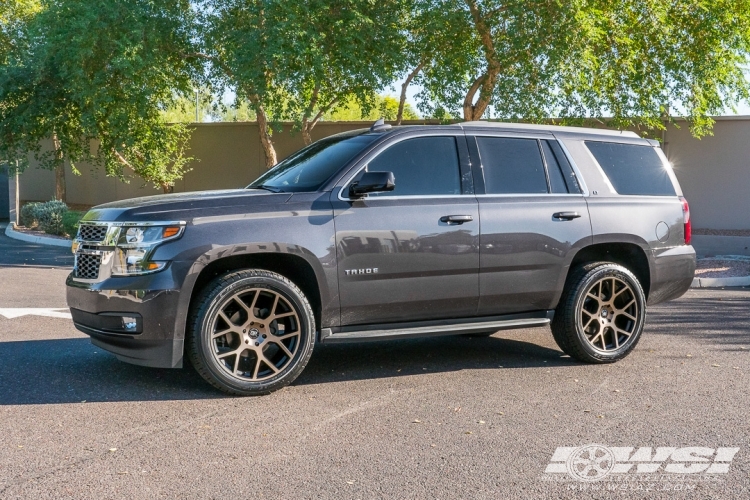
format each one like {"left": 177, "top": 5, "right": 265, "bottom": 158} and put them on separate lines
{"left": 585, "top": 141, "right": 675, "bottom": 196}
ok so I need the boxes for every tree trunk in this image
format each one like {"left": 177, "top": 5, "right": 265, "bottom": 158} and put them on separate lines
{"left": 161, "top": 183, "right": 174, "bottom": 194}
{"left": 463, "top": 0, "right": 502, "bottom": 121}
{"left": 302, "top": 126, "right": 313, "bottom": 146}
{"left": 51, "top": 132, "right": 66, "bottom": 202}
{"left": 397, "top": 62, "right": 424, "bottom": 125}
{"left": 249, "top": 95, "right": 277, "bottom": 168}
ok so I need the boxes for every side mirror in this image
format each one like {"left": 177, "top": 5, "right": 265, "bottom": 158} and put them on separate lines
{"left": 349, "top": 171, "right": 395, "bottom": 198}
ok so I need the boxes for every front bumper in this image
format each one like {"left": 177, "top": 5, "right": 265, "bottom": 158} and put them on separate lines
{"left": 66, "top": 262, "right": 192, "bottom": 368}
{"left": 648, "top": 244, "right": 696, "bottom": 305}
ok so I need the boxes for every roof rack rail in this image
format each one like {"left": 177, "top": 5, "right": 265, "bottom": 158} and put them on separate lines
{"left": 370, "top": 118, "right": 392, "bottom": 133}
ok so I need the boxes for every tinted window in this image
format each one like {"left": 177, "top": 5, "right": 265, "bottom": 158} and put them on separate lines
{"left": 542, "top": 140, "right": 568, "bottom": 193}
{"left": 476, "top": 137, "right": 547, "bottom": 194}
{"left": 366, "top": 136, "right": 461, "bottom": 196}
{"left": 585, "top": 141, "right": 675, "bottom": 196}
{"left": 248, "top": 132, "right": 380, "bottom": 192}
{"left": 542, "top": 140, "right": 581, "bottom": 194}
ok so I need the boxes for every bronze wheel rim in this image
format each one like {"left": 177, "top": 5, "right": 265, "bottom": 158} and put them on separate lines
{"left": 579, "top": 276, "right": 638, "bottom": 351}
{"left": 209, "top": 288, "right": 301, "bottom": 381}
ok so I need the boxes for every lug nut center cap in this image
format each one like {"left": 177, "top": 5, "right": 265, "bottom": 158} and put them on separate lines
{"left": 248, "top": 328, "right": 260, "bottom": 339}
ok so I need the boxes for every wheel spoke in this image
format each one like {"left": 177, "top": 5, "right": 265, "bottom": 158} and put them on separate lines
{"left": 272, "top": 311, "right": 296, "bottom": 320}
{"left": 270, "top": 294, "right": 280, "bottom": 317}
{"left": 261, "top": 353, "right": 280, "bottom": 374}
{"left": 273, "top": 340, "right": 294, "bottom": 358}
{"left": 211, "top": 328, "right": 233, "bottom": 339}
{"left": 233, "top": 352, "right": 242, "bottom": 374}
{"left": 218, "top": 310, "right": 235, "bottom": 327}
{"left": 251, "top": 356, "right": 261, "bottom": 379}
{"left": 217, "top": 349, "right": 238, "bottom": 359}
{"left": 275, "top": 331, "right": 300, "bottom": 341}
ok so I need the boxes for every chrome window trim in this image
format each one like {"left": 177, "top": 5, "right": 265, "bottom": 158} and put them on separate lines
{"left": 474, "top": 193, "right": 586, "bottom": 199}
{"left": 337, "top": 132, "right": 469, "bottom": 202}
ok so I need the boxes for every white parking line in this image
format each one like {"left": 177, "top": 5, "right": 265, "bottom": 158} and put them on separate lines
{"left": 0, "top": 308, "right": 72, "bottom": 319}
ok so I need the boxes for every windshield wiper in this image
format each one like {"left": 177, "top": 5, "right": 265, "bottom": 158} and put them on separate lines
{"left": 250, "top": 184, "right": 284, "bottom": 193}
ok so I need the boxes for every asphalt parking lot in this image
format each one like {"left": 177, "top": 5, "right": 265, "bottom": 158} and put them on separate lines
{"left": 0, "top": 229, "right": 748, "bottom": 499}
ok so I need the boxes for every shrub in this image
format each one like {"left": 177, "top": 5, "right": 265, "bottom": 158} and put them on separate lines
{"left": 35, "top": 200, "right": 69, "bottom": 235}
{"left": 62, "top": 210, "right": 85, "bottom": 238}
{"left": 19, "top": 200, "right": 69, "bottom": 235}
{"left": 19, "top": 202, "right": 41, "bottom": 228}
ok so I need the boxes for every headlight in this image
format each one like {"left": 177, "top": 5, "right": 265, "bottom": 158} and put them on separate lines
{"left": 111, "top": 224, "right": 184, "bottom": 276}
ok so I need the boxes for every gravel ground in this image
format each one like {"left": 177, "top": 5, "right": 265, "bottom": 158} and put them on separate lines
{"left": 693, "top": 228, "right": 750, "bottom": 237}
{"left": 696, "top": 257, "right": 750, "bottom": 278}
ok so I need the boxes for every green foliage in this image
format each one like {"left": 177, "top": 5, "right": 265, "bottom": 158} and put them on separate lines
{"left": 201, "top": 0, "right": 409, "bottom": 147}
{"left": 0, "top": 0, "right": 201, "bottom": 189}
{"left": 19, "top": 200, "right": 69, "bottom": 235}
{"left": 414, "top": 0, "right": 750, "bottom": 136}
{"left": 325, "top": 95, "right": 420, "bottom": 121}
{"left": 19, "top": 202, "right": 40, "bottom": 228}
{"left": 62, "top": 210, "right": 85, "bottom": 238}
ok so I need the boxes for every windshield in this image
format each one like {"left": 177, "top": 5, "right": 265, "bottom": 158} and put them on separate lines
{"left": 247, "top": 131, "right": 381, "bottom": 192}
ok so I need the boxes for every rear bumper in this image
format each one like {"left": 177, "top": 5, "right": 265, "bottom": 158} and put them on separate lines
{"left": 648, "top": 245, "right": 696, "bottom": 305}
{"left": 65, "top": 264, "right": 190, "bottom": 368}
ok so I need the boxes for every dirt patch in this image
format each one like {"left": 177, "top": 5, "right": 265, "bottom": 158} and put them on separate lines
{"left": 695, "top": 258, "right": 750, "bottom": 278}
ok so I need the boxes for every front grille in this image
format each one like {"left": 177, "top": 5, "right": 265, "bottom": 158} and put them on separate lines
{"left": 78, "top": 224, "right": 108, "bottom": 242}
{"left": 74, "top": 254, "right": 102, "bottom": 280}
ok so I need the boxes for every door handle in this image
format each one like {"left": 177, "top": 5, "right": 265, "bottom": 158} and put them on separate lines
{"left": 553, "top": 211, "right": 582, "bottom": 220}
{"left": 440, "top": 215, "right": 474, "bottom": 225}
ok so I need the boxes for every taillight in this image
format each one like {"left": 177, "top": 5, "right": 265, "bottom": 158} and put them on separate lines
{"left": 680, "top": 196, "right": 691, "bottom": 245}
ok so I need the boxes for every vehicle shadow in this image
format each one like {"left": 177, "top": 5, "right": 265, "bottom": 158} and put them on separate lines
{"left": 296, "top": 333, "right": 571, "bottom": 387}
{"left": 0, "top": 334, "right": 571, "bottom": 405}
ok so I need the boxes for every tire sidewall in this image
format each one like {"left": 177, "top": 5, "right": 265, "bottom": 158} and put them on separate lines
{"left": 194, "top": 273, "right": 315, "bottom": 393}
{"left": 572, "top": 265, "right": 646, "bottom": 361}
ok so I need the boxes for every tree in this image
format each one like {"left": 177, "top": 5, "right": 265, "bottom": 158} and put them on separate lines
{"left": 417, "top": 0, "right": 750, "bottom": 136}
{"left": 325, "top": 95, "right": 420, "bottom": 121}
{"left": 0, "top": 0, "right": 202, "bottom": 198}
{"left": 200, "top": 0, "right": 408, "bottom": 167}
{"left": 274, "top": 0, "right": 408, "bottom": 144}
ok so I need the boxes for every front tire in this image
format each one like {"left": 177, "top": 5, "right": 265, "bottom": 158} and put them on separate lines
{"left": 187, "top": 269, "right": 315, "bottom": 396}
{"left": 551, "top": 262, "right": 646, "bottom": 363}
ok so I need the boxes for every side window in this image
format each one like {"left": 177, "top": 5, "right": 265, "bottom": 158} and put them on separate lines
{"left": 365, "top": 136, "right": 461, "bottom": 196}
{"left": 476, "top": 137, "right": 548, "bottom": 194}
{"left": 542, "top": 140, "right": 581, "bottom": 194}
{"left": 585, "top": 141, "right": 675, "bottom": 196}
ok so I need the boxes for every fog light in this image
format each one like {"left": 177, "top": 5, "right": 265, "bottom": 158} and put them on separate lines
{"left": 122, "top": 317, "right": 138, "bottom": 332}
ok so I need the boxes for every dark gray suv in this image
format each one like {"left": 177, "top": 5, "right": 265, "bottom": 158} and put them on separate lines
{"left": 66, "top": 121, "right": 696, "bottom": 395}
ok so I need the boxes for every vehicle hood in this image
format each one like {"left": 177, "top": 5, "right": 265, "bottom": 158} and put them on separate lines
{"left": 81, "top": 189, "right": 293, "bottom": 223}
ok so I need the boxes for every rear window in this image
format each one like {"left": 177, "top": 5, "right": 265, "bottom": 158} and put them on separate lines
{"left": 476, "top": 137, "right": 548, "bottom": 194}
{"left": 585, "top": 141, "right": 675, "bottom": 196}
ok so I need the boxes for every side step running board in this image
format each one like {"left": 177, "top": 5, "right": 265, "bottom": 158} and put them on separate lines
{"left": 320, "top": 315, "right": 552, "bottom": 343}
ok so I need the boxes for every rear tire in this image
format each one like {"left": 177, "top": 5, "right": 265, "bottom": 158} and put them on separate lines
{"left": 551, "top": 262, "right": 646, "bottom": 363}
{"left": 187, "top": 269, "right": 315, "bottom": 396}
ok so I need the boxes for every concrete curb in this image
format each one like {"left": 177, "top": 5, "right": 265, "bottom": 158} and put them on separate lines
{"left": 4, "top": 223, "right": 72, "bottom": 248}
{"left": 691, "top": 276, "right": 750, "bottom": 288}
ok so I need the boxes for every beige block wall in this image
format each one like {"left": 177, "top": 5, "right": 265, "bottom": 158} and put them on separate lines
{"left": 17, "top": 118, "right": 750, "bottom": 230}
{"left": 662, "top": 117, "right": 750, "bottom": 230}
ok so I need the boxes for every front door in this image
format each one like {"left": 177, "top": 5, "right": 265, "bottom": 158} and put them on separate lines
{"left": 332, "top": 133, "right": 480, "bottom": 326}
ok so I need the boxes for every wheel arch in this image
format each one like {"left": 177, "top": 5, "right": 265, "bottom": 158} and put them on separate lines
{"left": 184, "top": 249, "right": 327, "bottom": 333}
{"left": 565, "top": 242, "right": 651, "bottom": 300}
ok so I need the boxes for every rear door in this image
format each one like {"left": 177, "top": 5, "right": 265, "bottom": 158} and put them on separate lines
{"left": 331, "top": 131, "right": 480, "bottom": 326}
{"left": 467, "top": 132, "right": 592, "bottom": 315}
